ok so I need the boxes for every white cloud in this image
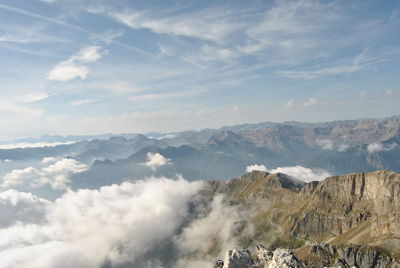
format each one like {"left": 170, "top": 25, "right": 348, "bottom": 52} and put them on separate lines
{"left": 1, "top": 167, "right": 40, "bottom": 188}
{"left": 68, "top": 99, "right": 95, "bottom": 107}
{"left": 386, "top": 89, "right": 394, "bottom": 96}
{"left": 317, "top": 139, "right": 333, "bottom": 150}
{"left": 0, "top": 178, "right": 203, "bottom": 267}
{"left": 47, "top": 64, "right": 89, "bottom": 81}
{"left": 1, "top": 158, "right": 89, "bottom": 190}
{"left": 47, "top": 46, "right": 103, "bottom": 81}
{"left": 42, "top": 157, "right": 59, "bottom": 164}
{"left": 0, "top": 189, "right": 50, "bottom": 227}
{"left": 245, "top": 164, "right": 329, "bottom": 183}
{"left": 21, "top": 92, "right": 49, "bottom": 103}
{"left": 303, "top": 97, "right": 318, "bottom": 107}
{"left": 246, "top": 164, "right": 267, "bottom": 172}
{"left": 35, "top": 159, "right": 89, "bottom": 190}
{"left": 268, "top": 165, "right": 331, "bottom": 183}
{"left": 367, "top": 142, "right": 397, "bottom": 153}
{"left": 141, "top": 152, "right": 171, "bottom": 171}
{"left": 72, "top": 46, "right": 102, "bottom": 63}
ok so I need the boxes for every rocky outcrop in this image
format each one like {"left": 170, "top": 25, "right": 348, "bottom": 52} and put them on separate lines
{"left": 203, "top": 170, "right": 400, "bottom": 265}
{"left": 215, "top": 243, "right": 400, "bottom": 268}
{"left": 215, "top": 244, "right": 303, "bottom": 268}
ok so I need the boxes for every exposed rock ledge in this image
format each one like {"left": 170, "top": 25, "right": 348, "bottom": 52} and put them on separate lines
{"left": 214, "top": 243, "right": 400, "bottom": 268}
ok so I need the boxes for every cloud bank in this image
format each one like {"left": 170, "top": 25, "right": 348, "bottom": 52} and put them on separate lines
{"left": 1, "top": 158, "right": 89, "bottom": 190}
{"left": 0, "top": 178, "right": 203, "bottom": 268}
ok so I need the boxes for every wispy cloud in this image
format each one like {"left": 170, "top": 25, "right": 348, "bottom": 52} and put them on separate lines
{"left": 21, "top": 92, "right": 49, "bottom": 103}
{"left": 68, "top": 99, "right": 95, "bottom": 107}
{"left": 103, "top": 7, "right": 244, "bottom": 43}
{"left": 279, "top": 49, "right": 386, "bottom": 79}
{"left": 130, "top": 89, "right": 205, "bottom": 102}
{"left": 0, "top": 3, "right": 88, "bottom": 34}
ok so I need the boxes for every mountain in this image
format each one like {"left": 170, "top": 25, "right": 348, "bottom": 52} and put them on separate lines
{"left": 195, "top": 170, "right": 400, "bottom": 267}
{"left": 1, "top": 116, "right": 400, "bottom": 194}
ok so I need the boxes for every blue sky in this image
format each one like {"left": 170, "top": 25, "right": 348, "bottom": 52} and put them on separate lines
{"left": 0, "top": 0, "right": 399, "bottom": 139}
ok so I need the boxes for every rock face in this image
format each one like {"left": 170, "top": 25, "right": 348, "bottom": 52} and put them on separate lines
{"left": 290, "top": 170, "right": 400, "bottom": 242}
{"left": 305, "top": 242, "right": 400, "bottom": 268}
{"left": 223, "top": 249, "right": 253, "bottom": 268}
{"left": 215, "top": 243, "right": 400, "bottom": 268}
{"left": 204, "top": 170, "right": 400, "bottom": 255}
{"left": 215, "top": 244, "right": 303, "bottom": 268}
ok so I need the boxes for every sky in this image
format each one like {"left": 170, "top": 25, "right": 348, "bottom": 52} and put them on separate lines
{"left": 0, "top": 0, "right": 399, "bottom": 140}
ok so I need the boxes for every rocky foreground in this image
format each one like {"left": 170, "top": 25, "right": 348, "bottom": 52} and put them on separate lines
{"left": 215, "top": 242, "right": 400, "bottom": 268}
{"left": 198, "top": 170, "right": 400, "bottom": 267}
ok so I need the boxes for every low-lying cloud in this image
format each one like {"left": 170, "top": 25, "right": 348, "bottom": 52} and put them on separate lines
{"left": 141, "top": 152, "right": 171, "bottom": 171}
{"left": 316, "top": 139, "right": 349, "bottom": 152}
{"left": 246, "top": 164, "right": 331, "bottom": 182}
{"left": 0, "top": 189, "right": 50, "bottom": 227}
{"left": 175, "top": 195, "right": 253, "bottom": 267}
{"left": 0, "top": 177, "right": 203, "bottom": 268}
{"left": 269, "top": 165, "right": 331, "bottom": 182}
{"left": 367, "top": 142, "right": 397, "bottom": 153}
{"left": 0, "top": 141, "right": 75, "bottom": 150}
{"left": 1, "top": 158, "right": 89, "bottom": 190}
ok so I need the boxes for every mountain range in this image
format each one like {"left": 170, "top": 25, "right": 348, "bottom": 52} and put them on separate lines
{"left": 0, "top": 116, "right": 399, "bottom": 197}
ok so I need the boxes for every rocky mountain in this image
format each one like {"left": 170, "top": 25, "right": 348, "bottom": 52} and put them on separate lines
{"left": 163, "top": 117, "right": 400, "bottom": 174}
{"left": 1, "top": 116, "right": 400, "bottom": 193}
{"left": 196, "top": 170, "right": 400, "bottom": 267}
{"left": 216, "top": 243, "right": 400, "bottom": 268}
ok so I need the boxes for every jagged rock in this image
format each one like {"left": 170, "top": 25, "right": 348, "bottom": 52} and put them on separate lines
{"left": 217, "top": 243, "right": 400, "bottom": 268}
{"left": 219, "top": 244, "right": 303, "bottom": 268}
{"left": 223, "top": 249, "right": 253, "bottom": 268}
